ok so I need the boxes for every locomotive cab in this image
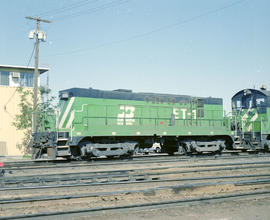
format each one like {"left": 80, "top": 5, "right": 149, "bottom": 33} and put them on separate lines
{"left": 232, "top": 89, "right": 267, "bottom": 114}
{"left": 231, "top": 87, "right": 270, "bottom": 150}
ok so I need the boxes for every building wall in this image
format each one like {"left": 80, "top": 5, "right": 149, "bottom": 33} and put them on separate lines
{"left": 0, "top": 86, "right": 32, "bottom": 156}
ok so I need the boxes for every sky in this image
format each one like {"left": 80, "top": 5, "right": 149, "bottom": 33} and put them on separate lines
{"left": 0, "top": 0, "right": 269, "bottom": 112}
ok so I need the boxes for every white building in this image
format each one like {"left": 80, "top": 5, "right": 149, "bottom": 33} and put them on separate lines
{"left": 0, "top": 64, "right": 49, "bottom": 156}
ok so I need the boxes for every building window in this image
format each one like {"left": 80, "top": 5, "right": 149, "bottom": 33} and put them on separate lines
{"left": 0, "top": 71, "right": 9, "bottom": 85}
{"left": 12, "top": 77, "right": 19, "bottom": 84}
{"left": 20, "top": 72, "right": 34, "bottom": 87}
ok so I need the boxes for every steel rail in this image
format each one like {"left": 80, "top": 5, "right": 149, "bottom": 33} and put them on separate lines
{"left": 3, "top": 164, "right": 270, "bottom": 186}
{"left": 5, "top": 152, "right": 270, "bottom": 165}
{"left": 1, "top": 173, "right": 270, "bottom": 192}
{"left": 1, "top": 178, "right": 270, "bottom": 205}
{"left": 3, "top": 153, "right": 270, "bottom": 170}
{"left": 2, "top": 161, "right": 270, "bottom": 186}
{"left": 2, "top": 190, "right": 270, "bottom": 220}
{"left": 5, "top": 159, "right": 270, "bottom": 178}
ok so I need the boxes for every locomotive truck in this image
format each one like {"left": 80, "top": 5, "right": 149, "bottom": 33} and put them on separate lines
{"left": 31, "top": 86, "right": 270, "bottom": 159}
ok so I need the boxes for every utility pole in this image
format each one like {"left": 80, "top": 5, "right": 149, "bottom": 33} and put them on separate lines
{"left": 25, "top": 16, "right": 51, "bottom": 133}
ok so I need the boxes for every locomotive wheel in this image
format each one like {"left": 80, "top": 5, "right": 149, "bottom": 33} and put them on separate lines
{"left": 133, "top": 146, "right": 139, "bottom": 155}
{"left": 216, "top": 141, "right": 226, "bottom": 154}
{"left": 155, "top": 147, "right": 161, "bottom": 153}
{"left": 177, "top": 145, "right": 186, "bottom": 155}
{"left": 264, "top": 142, "right": 270, "bottom": 152}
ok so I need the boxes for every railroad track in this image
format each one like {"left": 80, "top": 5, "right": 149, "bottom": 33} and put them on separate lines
{"left": 2, "top": 160, "right": 270, "bottom": 188}
{"left": 3, "top": 151, "right": 270, "bottom": 171}
{"left": 2, "top": 191, "right": 270, "bottom": 220}
{"left": 1, "top": 176, "right": 270, "bottom": 219}
{"left": 1, "top": 156, "right": 270, "bottom": 219}
{"left": 2, "top": 177, "right": 270, "bottom": 205}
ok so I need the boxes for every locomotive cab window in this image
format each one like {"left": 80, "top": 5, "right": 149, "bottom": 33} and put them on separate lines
{"left": 236, "top": 100, "right": 241, "bottom": 108}
{"left": 232, "top": 93, "right": 254, "bottom": 110}
{"left": 256, "top": 97, "right": 266, "bottom": 107}
{"left": 256, "top": 95, "right": 267, "bottom": 113}
{"left": 232, "top": 90, "right": 268, "bottom": 114}
{"left": 241, "top": 94, "right": 254, "bottom": 109}
{"left": 232, "top": 94, "right": 242, "bottom": 112}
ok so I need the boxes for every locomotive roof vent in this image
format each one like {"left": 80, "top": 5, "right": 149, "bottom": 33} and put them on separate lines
{"left": 113, "top": 89, "right": 132, "bottom": 93}
{"left": 260, "top": 84, "right": 267, "bottom": 90}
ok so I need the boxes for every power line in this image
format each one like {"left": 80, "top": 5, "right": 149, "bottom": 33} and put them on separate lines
{"left": 26, "top": 43, "right": 37, "bottom": 67}
{"left": 46, "top": 0, "right": 246, "bottom": 57}
{"left": 55, "top": 0, "right": 129, "bottom": 21}
{"left": 37, "top": 0, "right": 99, "bottom": 18}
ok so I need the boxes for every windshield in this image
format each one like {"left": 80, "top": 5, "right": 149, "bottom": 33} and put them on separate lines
{"left": 232, "top": 91, "right": 267, "bottom": 113}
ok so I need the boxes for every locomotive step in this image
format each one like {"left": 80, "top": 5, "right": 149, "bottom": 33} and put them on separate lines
{"left": 57, "top": 138, "right": 69, "bottom": 141}
{"left": 57, "top": 145, "right": 69, "bottom": 149}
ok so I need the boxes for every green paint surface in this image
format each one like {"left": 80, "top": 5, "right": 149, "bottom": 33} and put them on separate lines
{"left": 42, "top": 96, "right": 232, "bottom": 138}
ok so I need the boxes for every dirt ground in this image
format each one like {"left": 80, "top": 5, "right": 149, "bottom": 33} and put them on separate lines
{"left": 54, "top": 195, "right": 270, "bottom": 220}
{"left": 2, "top": 155, "right": 270, "bottom": 219}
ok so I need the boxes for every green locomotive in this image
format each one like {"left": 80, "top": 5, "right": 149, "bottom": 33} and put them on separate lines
{"left": 231, "top": 86, "right": 270, "bottom": 151}
{"left": 32, "top": 87, "right": 233, "bottom": 159}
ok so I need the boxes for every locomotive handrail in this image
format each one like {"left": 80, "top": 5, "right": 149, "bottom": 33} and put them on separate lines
{"left": 72, "top": 116, "right": 226, "bottom": 128}
{"left": 63, "top": 103, "right": 224, "bottom": 127}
